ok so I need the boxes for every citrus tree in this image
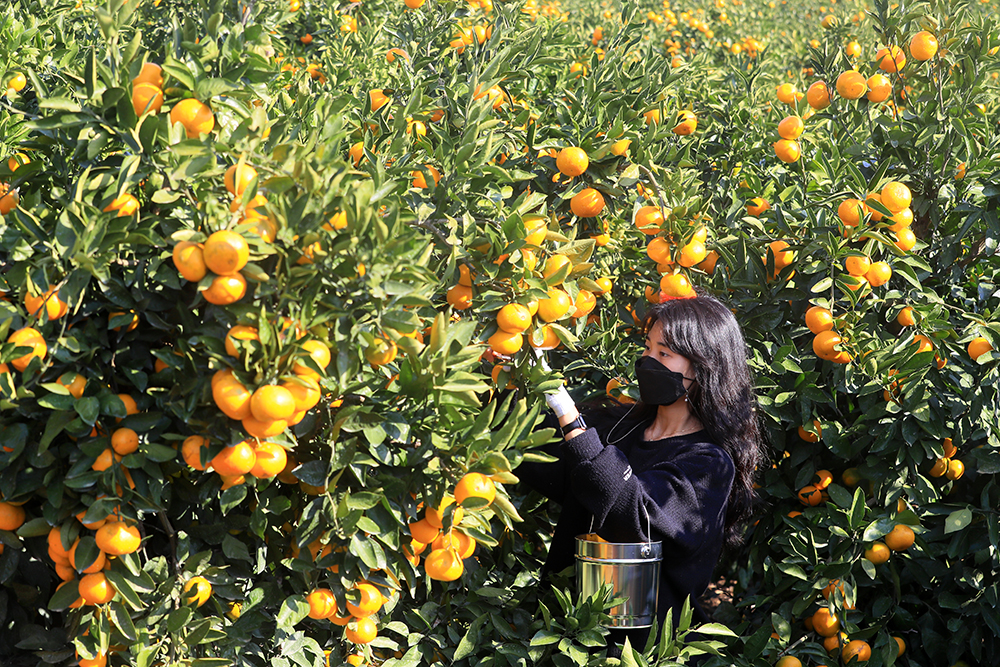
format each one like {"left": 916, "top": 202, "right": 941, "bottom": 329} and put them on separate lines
{"left": 2, "top": 0, "right": 1000, "bottom": 665}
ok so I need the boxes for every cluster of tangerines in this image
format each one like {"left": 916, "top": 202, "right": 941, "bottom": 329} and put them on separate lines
{"left": 772, "top": 576, "right": 908, "bottom": 667}
{"left": 640, "top": 205, "right": 714, "bottom": 301}
{"left": 0, "top": 149, "right": 26, "bottom": 216}
{"left": 837, "top": 180, "right": 915, "bottom": 256}
{"left": 305, "top": 579, "right": 388, "bottom": 650}
{"left": 406, "top": 472, "right": 498, "bottom": 583}
{"left": 128, "top": 61, "right": 216, "bottom": 139}
{"left": 928, "top": 436, "right": 965, "bottom": 481}
{"left": 170, "top": 163, "right": 273, "bottom": 308}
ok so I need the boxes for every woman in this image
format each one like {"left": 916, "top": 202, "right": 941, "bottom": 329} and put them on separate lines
{"left": 518, "top": 293, "right": 765, "bottom": 656}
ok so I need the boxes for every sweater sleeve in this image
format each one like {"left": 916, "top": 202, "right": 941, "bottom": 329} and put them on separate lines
{"left": 512, "top": 411, "right": 568, "bottom": 501}
{"left": 560, "top": 428, "right": 735, "bottom": 555}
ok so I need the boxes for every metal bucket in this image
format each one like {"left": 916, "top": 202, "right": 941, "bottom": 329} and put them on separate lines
{"left": 575, "top": 534, "right": 662, "bottom": 628}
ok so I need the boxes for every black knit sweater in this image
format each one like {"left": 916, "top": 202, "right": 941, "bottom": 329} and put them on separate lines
{"left": 518, "top": 409, "right": 736, "bottom": 632}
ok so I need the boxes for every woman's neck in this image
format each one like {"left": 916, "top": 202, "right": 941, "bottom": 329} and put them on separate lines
{"left": 643, "top": 401, "right": 704, "bottom": 440}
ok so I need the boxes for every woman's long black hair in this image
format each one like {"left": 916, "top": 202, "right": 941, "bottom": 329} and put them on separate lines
{"left": 584, "top": 293, "right": 765, "bottom": 548}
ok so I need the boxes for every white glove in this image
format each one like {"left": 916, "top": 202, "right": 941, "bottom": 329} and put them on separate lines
{"left": 533, "top": 349, "right": 576, "bottom": 418}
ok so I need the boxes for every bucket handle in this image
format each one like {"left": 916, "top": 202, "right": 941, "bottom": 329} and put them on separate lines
{"left": 588, "top": 506, "right": 655, "bottom": 556}
{"left": 640, "top": 505, "right": 653, "bottom": 558}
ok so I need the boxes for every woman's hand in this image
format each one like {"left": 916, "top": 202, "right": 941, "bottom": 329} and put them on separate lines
{"left": 532, "top": 350, "right": 583, "bottom": 436}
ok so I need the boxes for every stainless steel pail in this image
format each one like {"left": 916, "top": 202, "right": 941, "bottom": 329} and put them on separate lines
{"left": 575, "top": 534, "right": 663, "bottom": 628}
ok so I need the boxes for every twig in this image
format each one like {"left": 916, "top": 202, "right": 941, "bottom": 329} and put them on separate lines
{"left": 0, "top": 98, "right": 41, "bottom": 120}
{"left": 158, "top": 510, "right": 179, "bottom": 572}
{"left": 411, "top": 219, "right": 454, "bottom": 248}
{"left": 636, "top": 164, "right": 670, "bottom": 223}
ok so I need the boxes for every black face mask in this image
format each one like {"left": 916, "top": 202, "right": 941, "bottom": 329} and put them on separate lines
{"left": 634, "top": 355, "right": 696, "bottom": 406}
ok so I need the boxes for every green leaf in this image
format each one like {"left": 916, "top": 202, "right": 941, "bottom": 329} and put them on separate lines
{"left": 945, "top": 509, "right": 972, "bottom": 534}
{"left": 276, "top": 595, "right": 310, "bottom": 630}
{"left": 109, "top": 600, "right": 138, "bottom": 641}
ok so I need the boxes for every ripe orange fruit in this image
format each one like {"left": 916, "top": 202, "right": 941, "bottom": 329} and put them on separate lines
{"left": 184, "top": 576, "right": 213, "bottom": 607}
{"left": 497, "top": 304, "right": 531, "bottom": 333}
{"left": 306, "top": 588, "right": 338, "bottom": 619}
{"left": 79, "top": 572, "right": 116, "bottom": 605}
{"left": 910, "top": 31, "right": 938, "bottom": 61}
{"left": 844, "top": 255, "right": 870, "bottom": 277}
{"left": 444, "top": 284, "right": 473, "bottom": 311}
{"left": 291, "top": 340, "right": 330, "bottom": 379}
{"left": 836, "top": 71, "right": 867, "bottom": 99}
{"left": 213, "top": 373, "right": 253, "bottom": 419}
{"left": 866, "top": 73, "right": 892, "bottom": 103}
{"left": 25, "top": 285, "right": 68, "bottom": 321}
{"left": 170, "top": 98, "right": 215, "bottom": 138}
{"left": 0, "top": 183, "right": 19, "bottom": 215}
{"left": 224, "top": 325, "right": 259, "bottom": 357}
{"left": 8, "top": 327, "right": 47, "bottom": 371}
{"left": 369, "top": 89, "right": 390, "bottom": 112}
{"left": 95, "top": 521, "right": 141, "bottom": 555}
{"left": 746, "top": 198, "right": 770, "bottom": 216}
{"left": 0, "top": 502, "right": 26, "bottom": 531}
{"left": 133, "top": 62, "right": 164, "bottom": 87}
{"left": 242, "top": 415, "right": 287, "bottom": 439}
{"left": 773, "top": 139, "right": 800, "bottom": 163}
{"left": 211, "top": 440, "right": 257, "bottom": 476}
{"left": 968, "top": 336, "right": 993, "bottom": 361}
{"left": 798, "top": 485, "right": 822, "bottom": 506}
{"left": 172, "top": 241, "right": 208, "bottom": 282}
{"left": 409, "top": 517, "right": 440, "bottom": 544}
{"left": 887, "top": 207, "right": 913, "bottom": 232}
{"left": 798, "top": 420, "right": 822, "bottom": 442}
{"left": 488, "top": 329, "right": 523, "bottom": 355}
{"left": 884, "top": 524, "right": 915, "bottom": 551}
{"left": 841, "top": 639, "right": 872, "bottom": 663}
{"left": 56, "top": 372, "right": 86, "bottom": 398}
{"left": 677, "top": 241, "right": 707, "bottom": 268}
{"left": 571, "top": 188, "right": 605, "bottom": 218}
{"left": 132, "top": 82, "right": 163, "bottom": 116}
{"left": 893, "top": 636, "right": 906, "bottom": 657}
{"left": 673, "top": 110, "right": 697, "bottom": 135}
{"left": 203, "top": 230, "right": 250, "bottom": 276}
{"left": 912, "top": 334, "right": 933, "bottom": 354}
{"left": 182, "top": 435, "right": 210, "bottom": 470}
{"left": 347, "top": 583, "right": 383, "bottom": 617}
{"left": 812, "top": 608, "right": 840, "bottom": 637}
{"left": 424, "top": 546, "right": 464, "bottom": 581}
{"left": 775, "top": 657, "right": 801, "bottom": 667}
{"left": 837, "top": 198, "right": 864, "bottom": 227}
{"left": 250, "top": 442, "right": 288, "bottom": 479}
{"left": 411, "top": 165, "right": 441, "bottom": 188}
{"left": 865, "top": 261, "right": 892, "bottom": 287}
{"left": 812, "top": 330, "right": 842, "bottom": 361}
{"left": 778, "top": 116, "right": 804, "bottom": 140}
{"left": 659, "top": 272, "right": 694, "bottom": 298}
{"left": 225, "top": 164, "right": 258, "bottom": 198}
{"left": 776, "top": 83, "right": 797, "bottom": 104}
{"left": 454, "top": 472, "right": 496, "bottom": 505}
{"left": 541, "top": 254, "right": 572, "bottom": 284}
{"left": 875, "top": 44, "right": 906, "bottom": 72}
{"left": 537, "top": 288, "right": 572, "bottom": 322}
{"left": 250, "top": 385, "right": 296, "bottom": 422}
{"left": 635, "top": 206, "right": 664, "bottom": 234}
{"left": 881, "top": 182, "right": 912, "bottom": 213}
{"left": 864, "top": 542, "right": 890, "bottom": 564}
{"left": 805, "top": 306, "right": 833, "bottom": 334}
{"left": 202, "top": 273, "right": 247, "bottom": 305}
{"left": 103, "top": 193, "right": 140, "bottom": 217}
{"left": 345, "top": 616, "right": 378, "bottom": 644}
{"left": 572, "top": 290, "right": 597, "bottom": 318}
{"left": 894, "top": 228, "right": 916, "bottom": 251}
{"left": 946, "top": 458, "right": 965, "bottom": 480}
{"left": 556, "top": 147, "right": 589, "bottom": 177}
{"left": 896, "top": 307, "right": 916, "bottom": 327}
{"left": 365, "top": 337, "right": 398, "bottom": 366}
{"left": 110, "top": 428, "right": 139, "bottom": 456}
{"left": 806, "top": 81, "right": 830, "bottom": 109}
